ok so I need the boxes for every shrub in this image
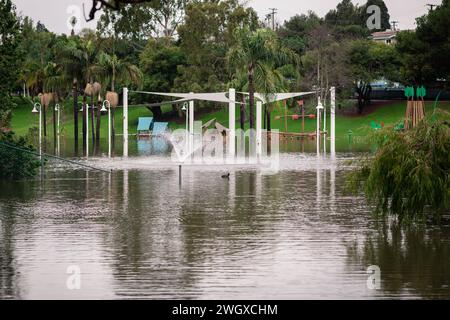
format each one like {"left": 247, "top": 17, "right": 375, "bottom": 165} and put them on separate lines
{"left": 0, "top": 131, "right": 42, "bottom": 179}
{"left": 346, "top": 109, "right": 450, "bottom": 222}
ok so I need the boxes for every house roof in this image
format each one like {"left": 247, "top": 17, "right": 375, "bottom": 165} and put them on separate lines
{"left": 370, "top": 30, "right": 398, "bottom": 40}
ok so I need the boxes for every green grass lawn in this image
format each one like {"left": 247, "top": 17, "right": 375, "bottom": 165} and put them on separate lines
{"left": 10, "top": 97, "right": 450, "bottom": 144}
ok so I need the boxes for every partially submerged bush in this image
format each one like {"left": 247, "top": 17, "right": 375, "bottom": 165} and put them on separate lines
{"left": 0, "top": 131, "right": 42, "bottom": 179}
{"left": 346, "top": 109, "right": 450, "bottom": 222}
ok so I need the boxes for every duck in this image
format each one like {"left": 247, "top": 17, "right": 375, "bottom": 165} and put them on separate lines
{"left": 221, "top": 173, "right": 230, "bottom": 179}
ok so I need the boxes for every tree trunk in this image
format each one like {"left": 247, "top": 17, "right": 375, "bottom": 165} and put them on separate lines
{"left": 73, "top": 79, "right": 79, "bottom": 153}
{"left": 150, "top": 106, "right": 162, "bottom": 120}
{"left": 263, "top": 105, "right": 267, "bottom": 130}
{"left": 267, "top": 108, "right": 271, "bottom": 132}
{"left": 356, "top": 84, "right": 365, "bottom": 114}
{"left": 240, "top": 97, "right": 246, "bottom": 130}
{"left": 248, "top": 66, "right": 255, "bottom": 129}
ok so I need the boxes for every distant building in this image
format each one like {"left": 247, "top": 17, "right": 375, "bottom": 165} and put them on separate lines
{"left": 369, "top": 30, "right": 398, "bottom": 45}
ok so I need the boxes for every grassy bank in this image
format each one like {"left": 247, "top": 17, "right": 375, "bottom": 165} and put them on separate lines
{"left": 10, "top": 97, "right": 450, "bottom": 144}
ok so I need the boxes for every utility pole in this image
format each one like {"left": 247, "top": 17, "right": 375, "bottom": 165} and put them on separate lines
{"left": 426, "top": 4, "right": 437, "bottom": 11}
{"left": 391, "top": 21, "right": 399, "bottom": 31}
{"left": 268, "top": 8, "right": 278, "bottom": 31}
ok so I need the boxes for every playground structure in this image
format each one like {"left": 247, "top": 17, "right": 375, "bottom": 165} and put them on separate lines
{"left": 120, "top": 87, "right": 337, "bottom": 159}
{"left": 404, "top": 86, "right": 426, "bottom": 129}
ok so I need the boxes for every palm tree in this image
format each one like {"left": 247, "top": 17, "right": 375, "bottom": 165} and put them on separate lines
{"left": 55, "top": 36, "right": 98, "bottom": 153}
{"left": 227, "top": 28, "right": 300, "bottom": 129}
{"left": 96, "top": 51, "right": 143, "bottom": 142}
{"left": 54, "top": 37, "right": 87, "bottom": 153}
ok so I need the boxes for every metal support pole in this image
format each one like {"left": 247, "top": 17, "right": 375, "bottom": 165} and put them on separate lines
{"left": 39, "top": 105, "right": 42, "bottom": 162}
{"left": 330, "top": 87, "right": 336, "bottom": 158}
{"left": 86, "top": 104, "right": 89, "bottom": 159}
{"left": 56, "top": 104, "right": 60, "bottom": 157}
{"left": 123, "top": 87, "right": 129, "bottom": 157}
{"left": 189, "top": 93, "right": 194, "bottom": 158}
{"left": 256, "top": 100, "right": 262, "bottom": 158}
{"left": 229, "top": 88, "right": 236, "bottom": 158}
{"left": 108, "top": 102, "right": 112, "bottom": 158}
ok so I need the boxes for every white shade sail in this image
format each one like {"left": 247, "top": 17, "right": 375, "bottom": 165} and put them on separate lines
{"left": 131, "top": 90, "right": 315, "bottom": 105}
{"left": 240, "top": 92, "right": 316, "bottom": 104}
{"left": 131, "top": 91, "right": 238, "bottom": 104}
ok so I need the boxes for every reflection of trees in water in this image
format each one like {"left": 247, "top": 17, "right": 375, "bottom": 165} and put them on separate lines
{"left": 102, "top": 169, "right": 198, "bottom": 297}
{"left": 0, "top": 212, "right": 21, "bottom": 299}
{"left": 346, "top": 221, "right": 450, "bottom": 298}
{"left": 0, "top": 180, "right": 41, "bottom": 299}
{"left": 179, "top": 171, "right": 283, "bottom": 252}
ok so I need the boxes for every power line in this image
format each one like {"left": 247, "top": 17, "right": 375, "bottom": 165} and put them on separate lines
{"left": 0, "top": 141, "right": 112, "bottom": 174}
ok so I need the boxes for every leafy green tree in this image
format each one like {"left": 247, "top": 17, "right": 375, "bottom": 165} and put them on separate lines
{"left": 360, "top": 0, "right": 391, "bottom": 31}
{"left": 417, "top": 0, "right": 450, "bottom": 80}
{"left": 278, "top": 12, "right": 322, "bottom": 55}
{"left": 174, "top": 0, "right": 259, "bottom": 94}
{"left": 54, "top": 35, "right": 94, "bottom": 150}
{"left": 325, "top": 0, "right": 390, "bottom": 36}
{"left": 139, "top": 38, "right": 185, "bottom": 118}
{"left": 0, "top": 131, "right": 42, "bottom": 179}
{"left": 347, "top": 39, "right": 400, "bottom": 113}
{"left": 228, "top": 28, "right": 300, "bottom": 129}
{"left": 395, "top": 31, "right": 431, "bottom": 85}
{"left": 325, "top": 0, "right": 362, "bottom": 27}
{"left": 396, "top": 0, "right": 450, "bottom": 86}
{"left": 97, "top": 0, "right": 190, "bottom": 40}
{"left": 0, "top": 0, "right": 22, "bottom": 129}
{"left": 96, "top": 50, "right": 143, "bottom": 133}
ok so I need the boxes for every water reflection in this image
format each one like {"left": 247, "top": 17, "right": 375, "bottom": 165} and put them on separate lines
{"left": 346, "top": 222, "right": 450, "bottom": 298}
{"left": 0, "top": 154, "right": 449, "bottom": 299}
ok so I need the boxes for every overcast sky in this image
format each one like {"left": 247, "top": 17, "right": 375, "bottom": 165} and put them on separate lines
{"left": 12, "top": 0, "right": 432, "bottom": 35}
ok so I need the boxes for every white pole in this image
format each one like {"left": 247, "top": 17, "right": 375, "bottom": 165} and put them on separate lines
{"left": 86, "top": 104, "right": 89, "bottom": 159}
{"left": 189, "top": 92, "right": 194, "bottom": 157}
{"left": 229, "top": 88, "right": 236, "bottom": 158}
{"left": 330, "top": 86, "right": 336, "bottom": 158}
{"left": 123, "top": 87, "right": 129, "bottom": 157}
{"left": 316, "top": 97, "right": 323, "bottom": 155}
{"left": 185, "top": 104, "right": 189, "bottom": 157}
{"left": 256, "top": 100, "right": 262, "bottom": 158}
{"left": 57, "top": 104, "right": 60, "bottom": 157}
{"left": 108, "top": 102, "right": 111, "bottom": 158}
{"left": 39, "top": 105, "right": 42, "bottom": 162}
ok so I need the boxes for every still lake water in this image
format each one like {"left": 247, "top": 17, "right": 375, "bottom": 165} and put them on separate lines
{"left": 1, "top": 140, "right": 450, "bottom": 299}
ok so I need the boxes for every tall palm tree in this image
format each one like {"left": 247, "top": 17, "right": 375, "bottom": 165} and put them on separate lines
{"left": 227, "top": 28, "right": 300, "bottom": 129}
{"left": 54, "top": 37, "right": 88, "bottom": 153}
{"left": 96, "top": 51, "right": 143, "bottom": 142}
{"left": 55, "top": 36, "right": 98, "bottom": 153}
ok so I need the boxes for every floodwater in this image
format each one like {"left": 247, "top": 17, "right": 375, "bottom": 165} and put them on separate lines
{"left": 1, "top": 143, "right": 450, "bottom": 299}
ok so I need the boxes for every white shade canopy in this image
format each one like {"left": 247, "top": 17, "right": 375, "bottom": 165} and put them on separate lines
{"left": 240, "top": 92, "right": 316, "bottom": 104}
{"left": 132, "top": 91, "right": 238, "bottom": 104}
{"left": 132, "top": 90, "right": 315, "bottom": 105}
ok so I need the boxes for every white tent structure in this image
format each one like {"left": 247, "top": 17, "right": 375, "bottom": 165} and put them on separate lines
{"left": 122, "top": 87, "right": 336, "bottom": 158}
